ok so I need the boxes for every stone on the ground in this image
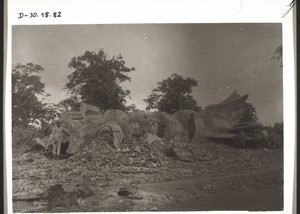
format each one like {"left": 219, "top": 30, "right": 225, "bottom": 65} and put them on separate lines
{"left": 49, "top": 191, "right": 78, "bottom": 210}
{"left": 43, "top": 184, "right": 79, "bottom": 210}
{"left": 73, "top": 183, "right": 93, "bottom": 198}
{"left": 42, "top": 184, "right": 65, "bottom": 200}
{"left": 151, "top": 141, "right": 167, "bottom": 164}
{"left": 118, "top": 186, "right": 138, "bottom": 196}
{"left": 172, "top": 146, "right": 195, "bottom": 162}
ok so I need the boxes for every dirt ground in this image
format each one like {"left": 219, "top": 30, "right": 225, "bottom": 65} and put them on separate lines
{"left": 12, "top": 140, "right": 283, "bottom": 212}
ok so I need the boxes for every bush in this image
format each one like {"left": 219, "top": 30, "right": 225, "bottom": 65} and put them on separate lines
{"left": 226, "top": 123, "right": 283, "bottom": 149}
{"left": 263, "top": 122, "right": 283, "bottom": 149}
{"left": 12, "top": 127, "right": 42, "bottom": 156}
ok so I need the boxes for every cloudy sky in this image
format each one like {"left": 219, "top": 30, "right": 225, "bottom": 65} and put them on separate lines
{"left": 12, "top": 24, "right": 282, "bottom": 125}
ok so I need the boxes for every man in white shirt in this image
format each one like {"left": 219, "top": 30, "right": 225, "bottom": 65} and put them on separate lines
{"left": 52, "top": 121, "right": 63, "bottom": 160}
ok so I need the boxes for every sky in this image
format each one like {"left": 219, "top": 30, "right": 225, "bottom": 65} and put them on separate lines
{"left": 12, "top": 24, "right": 282, "bottom": 125}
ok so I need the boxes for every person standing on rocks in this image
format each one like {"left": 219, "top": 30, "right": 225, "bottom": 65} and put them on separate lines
{"left": 187, "top": 113, "right": 195, "bottom": 143}
{"left": 52, "top": 121, "right": 63, "bottom": 160}
{"left": 157, "top": 115, "right": 166, "bottom": 139}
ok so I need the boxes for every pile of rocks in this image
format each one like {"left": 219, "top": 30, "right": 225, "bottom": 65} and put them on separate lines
{"left": 69, "top": 138, "right": 162, "bottom": 168}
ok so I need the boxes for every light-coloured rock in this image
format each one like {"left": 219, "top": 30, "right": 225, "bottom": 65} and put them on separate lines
{"left": 151, "top": 111, "right": 185, "bottom": 142}
{"left": 173, "top": 110, "right": 206, "bottom": 143}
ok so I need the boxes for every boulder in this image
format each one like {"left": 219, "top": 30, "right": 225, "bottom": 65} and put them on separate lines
{"left": 49, "top": 191, "right": 78, "bottom": 210}
{"left": 142, "top": 133, "right": 167, "bottom": 164}
{"left": 173, "top": 110, "right": 206, "bottom": 142}
{"left": 44, "top": 107, "right": 101, "bottom": 155}
{"left": 129, "top": 110, "right": 154, "bottom": 136}
{"left": 98, "top": 121, "right": 124, "bottom": 149}
{"left": 42, "top": 184, "right": 65, "bottom": 200}
{"left": 104, "top": 109, "right": 132, "bottom": 137}
{"left": 171, "top": 146, "right": 195, "bottom": 162}
{"left": 104, "top": 109, "right": 129, "bottom": 122}
{"left": 79, "top": 103, "right": 105, "bottom": 126}
{"left": 43, "top": 184, "right": 78, "bottom": 210}
{"left": 203, "top": 90, "right": 250, "bottom": 132}
{"left": 142, "top": 133, "right": 162, "bottom": 146}
{"left": 150, "top": 111, "right": 184, "bottom": 142}
{"left": 80, "top": 103, "right": 101, "bottom": 117}
{"left": 151, "top": 141, "right": 167, "bottom": 164}
{"left": 73, "top": 183, "right": 93, "bottom": 198}
{"left": 118, "top": 186, "right": 138, "bottom": 196}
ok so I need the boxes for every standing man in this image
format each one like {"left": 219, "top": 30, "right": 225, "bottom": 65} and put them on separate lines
{"left": 187, "top": 113, "right": 195, "bottom": 143}
{"left": 52, "top": 121, "right": 63, "bottom": 160}
{"left": 157, "top": 115, "right": 166, "bottom": 139}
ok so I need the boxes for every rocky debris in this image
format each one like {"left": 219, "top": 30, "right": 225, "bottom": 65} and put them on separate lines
{"left": 12, "top": 137, "right": 283, "bottom": 213}
{"left": 73, "top": 183, "right": 93, "bottom": 198}
{"left": 70, "top": 138, "right": 161, "bottom": 168}
{"left": 118, "top": 186, "right": 138, "bottom": 196}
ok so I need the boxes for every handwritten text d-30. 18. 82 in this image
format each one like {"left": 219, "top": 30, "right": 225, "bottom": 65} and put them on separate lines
{"left": 18, "top": 12, "right": 61, "bottom": 19}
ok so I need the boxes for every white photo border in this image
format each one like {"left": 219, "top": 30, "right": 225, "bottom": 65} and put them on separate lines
{"left": 5, "top": 0, "right": 296, "bottom": 214}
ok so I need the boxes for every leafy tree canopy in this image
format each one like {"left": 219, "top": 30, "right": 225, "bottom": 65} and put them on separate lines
{"left": 12, "top": 63, "right": 49, "bottom": 128}
{"left": 58, "top": 95, "right": 81, "bottom": 111}
{"left": 65, "top": 49, "right": 135, "bottom": 112}
{"left": 144, "top": 73, "right": 201, "bottom": 114}
{"left": 239, "top": 102, "right": 258, "bottom": 123}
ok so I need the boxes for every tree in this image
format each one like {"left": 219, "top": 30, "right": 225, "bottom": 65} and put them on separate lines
{"left": 144, "top": 73, "right": 200, "bottom": 114}
{"left": 239, "top": 102, "right": 258, "bottom": 123}
{"left": 65, "top": 49, "right": 135, "bottom": 112}
{"left": 271, "top": 45, "right": 282, "bottom": 68}
{"left": 273, "top": 121, "right": 283, "bottom": 137}
{"left": 58, "top": 95, "right": 81, "bottom": 111}
{"left": 12, "top": 63, "right": 49, "bottom": 128}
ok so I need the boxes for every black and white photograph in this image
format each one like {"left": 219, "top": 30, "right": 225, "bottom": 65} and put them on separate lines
{"left": 9, "top": 23, "right": 286, "bottom": 212}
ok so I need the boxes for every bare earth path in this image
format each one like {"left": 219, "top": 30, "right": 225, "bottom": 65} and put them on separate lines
{"left": 13, "top": 167, "right": 283, "bottom": 212}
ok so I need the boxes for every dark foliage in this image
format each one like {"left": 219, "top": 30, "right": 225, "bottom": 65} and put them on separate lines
{"left": 12, "top": 63, "right": 50, "bottom": 128}
{"left": 144, "top": 73, "right": 201, "bottom": 114}
{"left": 65, "top": 49, "right": 135, "bottom": 112}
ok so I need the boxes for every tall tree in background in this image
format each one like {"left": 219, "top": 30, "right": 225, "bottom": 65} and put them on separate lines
{"left": 58, "top": 95, "right": 81, "bottom": 111}
{"left": 144, "top": 73, "right": 201, "bottom": 114}
{"left": 12, "top": 63, "right": 49, "bottom": 127}
{"left": 65, "top": 50, "right": 135, "bottom": 112}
